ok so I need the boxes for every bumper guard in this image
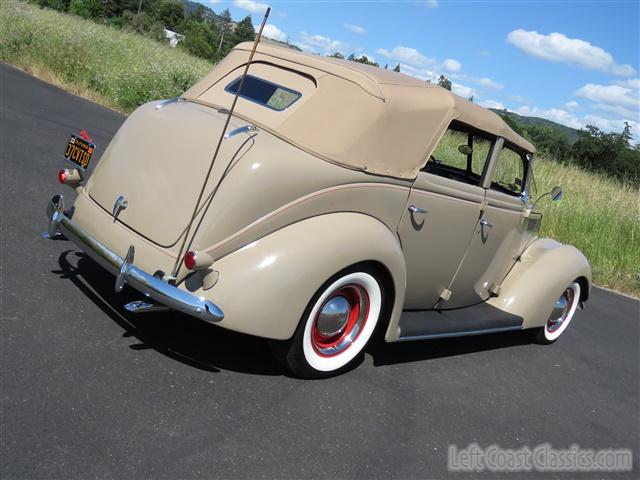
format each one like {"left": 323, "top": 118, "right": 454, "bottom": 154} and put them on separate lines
{"left": 45, "top": 195, "right": 224, "bottom": 323}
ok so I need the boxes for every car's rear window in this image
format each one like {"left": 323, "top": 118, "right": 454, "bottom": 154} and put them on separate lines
{"left": 225, "top": 75, "right": 301, "bottom": 111}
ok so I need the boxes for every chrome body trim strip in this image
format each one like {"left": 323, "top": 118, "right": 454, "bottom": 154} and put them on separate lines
{"left": 396, "top": 325, "right": 522, "bottom": 342}
{"left": 45, "top": 195, "right": 224, "bottom": 323}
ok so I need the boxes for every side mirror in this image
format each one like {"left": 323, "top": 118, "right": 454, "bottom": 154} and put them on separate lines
{"left": 551, "top": 186, "right": 563, "bottom": 201}
{"left": 458, "top": 144, "right": 473, "bottom": 155}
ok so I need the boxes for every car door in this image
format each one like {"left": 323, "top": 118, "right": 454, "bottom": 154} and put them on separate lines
{"left": 398, "top": 123, "right": 495, "bottom": 309}
{"left": 442, "top": 142, "right": 531, "bottom": 309}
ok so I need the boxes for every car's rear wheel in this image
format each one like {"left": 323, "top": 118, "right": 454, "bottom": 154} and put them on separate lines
{"left": 532, "top": 282, "right": 581, "bottom": 344}
{"left": 275, "top": 266, "right": 383, "bottom": 378}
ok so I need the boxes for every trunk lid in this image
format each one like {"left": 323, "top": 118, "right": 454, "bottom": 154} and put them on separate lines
{"left": 86, "top": 101, "right": 252, "bottom": 247}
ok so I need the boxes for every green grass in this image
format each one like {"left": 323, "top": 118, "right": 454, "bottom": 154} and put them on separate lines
{"left": 0, "top": 1, "right": 212, "bottom": 112}
{"left": 534, "top": 156, "right": 639, "bottom": 296}
{"left": 2, "top": 1, "right": 638, "bottom": 295}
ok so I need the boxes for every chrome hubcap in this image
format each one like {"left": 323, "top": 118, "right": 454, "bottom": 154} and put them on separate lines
{"left": 546, "top": 288, "right": 574, "bottom": 333}
{"left": 316, "top": 296, "right": 351, "bottom": 337}
{"left": 312, "top": 285, "right": 370, "bottom": 357}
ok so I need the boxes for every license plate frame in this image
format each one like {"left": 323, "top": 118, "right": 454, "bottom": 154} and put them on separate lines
{"left": 63, "top": 134, "right": 95, "bottom": 170}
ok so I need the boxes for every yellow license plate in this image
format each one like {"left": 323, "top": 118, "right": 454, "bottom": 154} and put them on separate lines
{"left": 64, "top": 134, "right": 95, "bottom": 170}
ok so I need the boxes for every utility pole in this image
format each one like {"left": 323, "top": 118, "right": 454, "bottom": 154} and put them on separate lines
{"left": 217, "top": 23, "right": 225, "bottom": 52}
{"left": 137, "top": 0, "right": 143, "bottom": 15}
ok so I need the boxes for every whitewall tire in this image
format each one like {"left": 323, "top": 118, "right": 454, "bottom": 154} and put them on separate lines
{"left": 533, "top": 282, "right": 581, "bottom": 344}
{"left": 275, "top": 266, "right": 384, "bottom": 378}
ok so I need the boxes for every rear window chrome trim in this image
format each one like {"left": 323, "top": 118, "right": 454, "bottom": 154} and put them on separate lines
{"left": 224, "top": 74, "right": 302, "bottom": 111}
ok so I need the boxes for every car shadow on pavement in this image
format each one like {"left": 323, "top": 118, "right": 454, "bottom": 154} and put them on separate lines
{"left": 369, "top": 330, "right": 533, "bottom": 367}
{"left": 55, "top": 250, "right": 535, "bottom": 376}
{"left": 54, "top": 250, "right": 284, "bottom": 376}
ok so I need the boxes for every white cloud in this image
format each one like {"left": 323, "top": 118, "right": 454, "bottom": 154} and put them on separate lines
{"left": 506, "top": 29, "right": 636, "bottom": 77}
{"left": 425, "top": 0, "right": 438, "bottom": 8}
{"left": 452, "top": 82, "right": 476, "bottom": 98}
{"left": 512, "top": 105, "right": 640, "bottom": 139}
{"left": 591, "top": 103, "right": 637, "bottom": 119}
{"left": 392, "top": 64, "right": 438, "bottom": 82}
{"left": 507, "top": 94, "right": 532, "bottom": 105}
{"left": 612, "top": 78, "right": 640, "bottom": 90}
{"left": 564, "top": 101, "right": 580, "bottom": 111}
{"left": 344, "top": 23, "right": 366, "bottom": 35}
{"left": 442, "top": 58, "right": 462, "bottom": 73}
{"left": 376, "top": 46, "right": 432, "bottom": 68}
{"left": 233, "top": 0, "right": 268, "bottom": 13}
{"left": 479, "top": 99, "right": 505, "bottom": 110}
{"left": 575, "top": 83, "right": 639, "bottom": 109}
{"left": 515, "top": 105, "right": 584, "bottom": 129}
{"left": 583, "top": 116, "right": 639, "bottom": 139}
{"left": 297, "top": 32, "right": 347, "bottom": 55}
{"left": 260, "top": 24, "right": 287, "bottom": 42}
{"left": 476, "top": 77, "right": 503, "bottom": 89}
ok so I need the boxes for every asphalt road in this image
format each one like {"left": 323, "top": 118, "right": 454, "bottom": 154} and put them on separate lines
{"left": 1, "top": 63, "right": 639, "bottom": 479}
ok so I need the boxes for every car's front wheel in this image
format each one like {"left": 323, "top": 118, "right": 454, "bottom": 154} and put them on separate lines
{"left": 275, "top": 266, "right": 384, "bottom": 378}
{"left": 532, "top": 281, "right": 581, "bottom": 344}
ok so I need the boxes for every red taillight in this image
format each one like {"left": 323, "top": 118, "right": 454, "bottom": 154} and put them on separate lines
{"left": 57, "top": 169, "right": 68, "bottom": 184}
{"left": 184, "top": 251, "right": 197, "bottom": 270}
{"left": 79, "top": 130, "right": 93, "bottom": 142}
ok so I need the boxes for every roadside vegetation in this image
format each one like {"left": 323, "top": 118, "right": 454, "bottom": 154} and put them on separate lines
{"left": 1, "top": 1, "right": 638, "bottom": 295}
{"left": 1, "top": 1, "right": 212, "bottom": 111}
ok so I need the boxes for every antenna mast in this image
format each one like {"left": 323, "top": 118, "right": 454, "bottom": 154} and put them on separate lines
{"left": 171, "top": 7, "right": 271, "bottom": 278}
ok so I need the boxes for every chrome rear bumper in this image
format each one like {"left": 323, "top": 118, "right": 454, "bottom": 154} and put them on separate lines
{"left": 45, "top": 195, "right": 224, "bottom": 323}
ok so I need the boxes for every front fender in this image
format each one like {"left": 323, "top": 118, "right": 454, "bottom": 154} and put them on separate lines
{"left": 190, "top": 213, "right": 406, "bottom": 340}
{"left": 487, "top": 238, "right": 592, "bottom": 329}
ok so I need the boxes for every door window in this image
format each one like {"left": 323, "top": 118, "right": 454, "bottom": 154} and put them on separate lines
{"left": 492, "top": 146, "right": 526, "bottom": 196}
{"left": 423, "top": 121, "right": 495, "bottom": 186}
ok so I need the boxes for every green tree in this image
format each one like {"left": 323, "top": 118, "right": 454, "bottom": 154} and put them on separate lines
{"left": 437, "top": 74, "right": 452, "bottom": 90}
{"left": 233, "top": 15, "right": 255, "bottom": 44}
{"left": 180, "top": 20, "right": 218, "bottom": 60}
{"left": 33, "top": 0, "right": 72, "bottom": 12}
{"left": 187, "top": 3, "right": 208, "bottom": 23}
{"left": 156, "top": 0, "right": 184, "bottom": 30}
{"left": 68, "top": 0, "right": 104, "bottom": 18}
{"left": 122, "top": 10, "right": 153, "bottom": 34}
{"left": 328, "top": 52, "right": 344, "bottom": 59}
{"left": 393, "top": 64, "right": 400, "bottom": 72}
{"left": 352, "top": 55, "right": 379, "bottom": 67}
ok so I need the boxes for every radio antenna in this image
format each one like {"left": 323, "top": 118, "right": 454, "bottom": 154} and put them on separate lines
{"left": 171, "top": 7, "right": 271, "bottom": 278}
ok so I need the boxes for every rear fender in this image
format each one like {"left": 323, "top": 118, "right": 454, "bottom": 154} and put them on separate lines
{"left": 186, "top": 213, "right": 406, "bottom": 340}
{"left": 487, "top": 238, "right": 592, "bottom": 329}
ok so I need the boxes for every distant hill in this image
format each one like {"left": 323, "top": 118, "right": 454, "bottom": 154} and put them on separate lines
{"left": 490, "top": 109, "right": 581, "bottom": 144}
{"left": 183, "top": 0, "right": 222, "bottom": 22}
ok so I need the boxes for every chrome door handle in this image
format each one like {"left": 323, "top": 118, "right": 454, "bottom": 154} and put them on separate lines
{"left": 408, "top": 205, "right": 427, "bottom": 214}
{"left": 480, "top": 218, "right": 493, "bottom": 228}
{"left": 224, "top": 124, "right": 258, "bottom": 139}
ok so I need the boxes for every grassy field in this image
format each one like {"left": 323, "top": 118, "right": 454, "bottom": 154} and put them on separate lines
{"left": 534, "top": 157, "right": 638, "bottom": 295}
{"left": 0, "top": 1, "right": 211, "bottom": 112}
{"left": 2, "top": 1, "right": 638, "bottom": 295}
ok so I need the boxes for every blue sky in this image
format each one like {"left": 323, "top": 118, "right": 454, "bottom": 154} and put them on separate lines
{"left": 202, "top": 0, "right": 639, "bottom": 138}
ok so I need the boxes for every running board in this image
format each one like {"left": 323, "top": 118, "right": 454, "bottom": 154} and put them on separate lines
{"left": 397, "top": 303, "right": 523, "bottom": 342}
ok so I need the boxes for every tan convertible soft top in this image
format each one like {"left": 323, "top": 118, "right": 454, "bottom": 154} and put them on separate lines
{"left": 184, "top": 42, "right": 535, "bottom": 179}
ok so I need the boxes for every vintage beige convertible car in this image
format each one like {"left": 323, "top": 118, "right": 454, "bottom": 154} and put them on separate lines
{"left": 46, "top": 43, "right": 591, "bottom": 377}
